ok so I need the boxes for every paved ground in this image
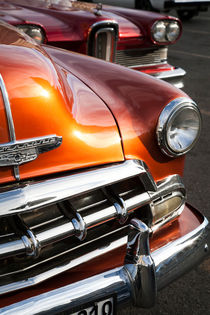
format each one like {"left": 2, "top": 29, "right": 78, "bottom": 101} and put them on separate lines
{"left": 122, "top": 8, "right": 210, "bottom": 315}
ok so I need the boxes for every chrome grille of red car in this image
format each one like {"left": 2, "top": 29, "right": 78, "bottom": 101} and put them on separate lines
{"left": 115, "top": 47, "right": 168, "bottom": 68}
{"left": 0, "top": 160, "right": 184, "bottom": 295}
{"left": 87, "top": 21, "right": 119, "bottom": 62}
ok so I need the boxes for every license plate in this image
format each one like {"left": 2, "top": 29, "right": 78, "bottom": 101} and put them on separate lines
{"left": 70, "top": 296, "right": 116, "bottom": 315}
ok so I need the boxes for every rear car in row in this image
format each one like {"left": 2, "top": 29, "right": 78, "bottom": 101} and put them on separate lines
{"left": 0, "top": 0, "right": 185, "bottom": 87}
{"left": 90, "top": 0, "right": 210, "bottom": 20}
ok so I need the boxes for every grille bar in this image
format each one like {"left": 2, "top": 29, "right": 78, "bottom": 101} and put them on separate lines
{"left": 115, "top": 47, "right": 168, "bottom": 68}
{"left": 0, "top": 160, "right": 156, "bottom": 218}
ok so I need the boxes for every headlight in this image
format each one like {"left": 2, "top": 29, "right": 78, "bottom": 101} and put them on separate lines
{"left": 166, "top": 21, "right": 180, "bottom": 42}
{"left": 152, "top": 21, "right": 166, "bottom": 42}
{"left": 151, "top": 20, "right": 181, "bottom": 43}
{"left": 16, "top": 25, "right": 45, "bottom": 44}
{"left": 156, "top": 97, "right": 202, "bottom": 157}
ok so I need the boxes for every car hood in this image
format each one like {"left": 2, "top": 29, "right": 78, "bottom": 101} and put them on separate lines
{"left": 0, "top": 23, "right": 124, "bottom": 184}
{"left": 1, "top": 0, "right": 143, "bottom": 42}
{"left": 45, "top": 45, "right": 188, "bottom": 182}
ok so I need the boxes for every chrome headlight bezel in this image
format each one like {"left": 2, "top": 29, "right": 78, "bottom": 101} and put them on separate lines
{"left": 16, "top": 24, "right": 45, "bottom": 44}
{"left": 151, "top": 20, "right": 181, "bottom": 44}
{"left": 156, "top": 97, "right": 202, "bottom": 157}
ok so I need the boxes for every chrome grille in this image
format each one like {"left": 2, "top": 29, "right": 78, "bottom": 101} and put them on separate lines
{"left": 0, "top": 160, "right": 185, "bottom": 295}
{"left": 115, "top": 47, "right": 168, "bottom": 68}
{"left": 87, "top": 21, "right": 118, "bottom": 62}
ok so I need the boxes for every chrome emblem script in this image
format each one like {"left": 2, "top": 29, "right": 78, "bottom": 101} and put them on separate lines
{"left": 0, "top": 135, "right": 62, "bottom": 166}
{"left": 0, "top": 73, "right": 62, "bottom": 180}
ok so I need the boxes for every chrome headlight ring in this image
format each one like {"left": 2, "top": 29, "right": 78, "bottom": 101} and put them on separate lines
{"left": 156, "top": 97, "right": 202, "bottom": 157}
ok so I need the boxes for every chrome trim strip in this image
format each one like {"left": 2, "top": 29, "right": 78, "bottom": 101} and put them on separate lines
{"left": 0, "top": 74, "right": 16, "bottom": 142}
{"left": 1, "top": 213, "right": 209, "bottom": 314}
{"left": 0, "top": 73, "right": 19, "bottom": 179}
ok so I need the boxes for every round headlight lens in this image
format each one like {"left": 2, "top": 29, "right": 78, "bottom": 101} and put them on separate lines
{"left": 152, "top": 21, "right": 166, "bottom": 42}
{"left": 166, "top": 21, "right": 180, "bottom": 42}
{"left": 167, "top": 107, "right": 200, "bottom": 153}
{"left": 157, "top": 98, "right": 202, "bottom": 157}
{"left": 17, "top": 25, "right": 45, "bottom": 44}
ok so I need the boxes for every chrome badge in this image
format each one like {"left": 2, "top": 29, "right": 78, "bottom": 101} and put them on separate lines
{"left": 0, "top": 135, "right": 62, "bottom": 166}
{"left": 0, "top": 74, "right": 62, "bottom": 180}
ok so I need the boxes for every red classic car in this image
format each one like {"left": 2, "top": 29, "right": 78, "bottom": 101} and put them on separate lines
{"left": 0, "top": 22, "right": 209, "bottom": 314}
{"left": 0, "top": 0, "right": 185, "bottom": 88}
{"left": 90, "top": 0, "right": 210, "bottom": 20}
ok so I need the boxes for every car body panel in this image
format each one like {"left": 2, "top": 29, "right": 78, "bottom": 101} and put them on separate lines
{"left": 45, "top": 45, "right": 186, "bottom": 181}
{"left": 0, "top": 23, "right": 124, "bottom": 184}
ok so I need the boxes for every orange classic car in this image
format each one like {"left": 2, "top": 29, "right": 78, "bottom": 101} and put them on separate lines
{"left": 0, "top": 22, "right": 209, "bottom": 314}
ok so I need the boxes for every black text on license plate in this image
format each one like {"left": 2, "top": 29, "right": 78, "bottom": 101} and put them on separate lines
{"left": 71, "top": 297, "right": 116, "bottom": 315}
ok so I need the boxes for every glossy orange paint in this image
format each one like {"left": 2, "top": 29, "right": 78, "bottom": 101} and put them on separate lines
{"left": 46, "top": 45, "right": 187, "bottom": 182}
{"left": 0, "top": 204, "right": 202, "bottom": 308}
{"left": 0, "top": 24, "right": 124, "bottom": 183}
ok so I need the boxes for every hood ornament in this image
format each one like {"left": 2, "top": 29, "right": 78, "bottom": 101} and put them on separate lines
{"left": 0, "top": 74, "right": 62, "bottom": 181}
{"left": 71, "top": 1, "right": 102, "bottom": 16}
{"left": 94, "top": 3, "right": 102, "bottom": 16}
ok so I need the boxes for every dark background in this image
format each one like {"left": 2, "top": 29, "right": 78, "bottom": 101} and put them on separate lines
{"left": 122, "top": 8, "right": 210, "bottom": 315}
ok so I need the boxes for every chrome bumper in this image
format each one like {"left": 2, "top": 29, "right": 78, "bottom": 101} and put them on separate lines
{"left": 1, "top": 211, "right": 209, "bottom": 314}
{"left": 151, "top": 67, "right": 186, "bottom": 89}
